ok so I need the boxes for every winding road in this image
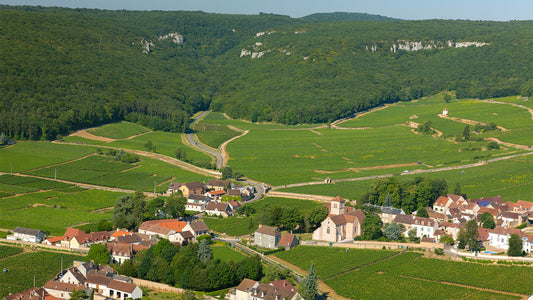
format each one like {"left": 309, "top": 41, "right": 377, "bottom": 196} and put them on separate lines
{"left": 186, "top": 111, "right": 225, "bottom": 169}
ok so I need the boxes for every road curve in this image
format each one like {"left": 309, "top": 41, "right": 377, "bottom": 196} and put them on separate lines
{"left": 186, "top": 111, "right": 224, "bottom": 169}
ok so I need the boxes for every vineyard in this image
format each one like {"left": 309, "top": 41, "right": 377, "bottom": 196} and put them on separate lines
{"left": 0, "top": 246, "right": 84, "bottom": 298}
{"left": 274, "top": 246, "right": 530, "bottom": 299}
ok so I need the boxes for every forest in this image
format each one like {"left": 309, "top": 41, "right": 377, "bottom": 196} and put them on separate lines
{"left": 1, "top": 5, "right": 533, "bottom": 139}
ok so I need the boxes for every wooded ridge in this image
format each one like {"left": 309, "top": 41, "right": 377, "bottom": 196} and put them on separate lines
{"left": 1, "top": 5, "right": 533, "bottom": 139}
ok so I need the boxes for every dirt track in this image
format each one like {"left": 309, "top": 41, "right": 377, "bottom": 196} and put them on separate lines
{"left": 68, "top": 127, "right": 153, "bottom": 143}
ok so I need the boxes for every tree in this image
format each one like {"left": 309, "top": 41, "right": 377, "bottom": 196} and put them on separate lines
{"left": 165, "top": 194, "right": 186, "bottom": 218}
{"left": 508, "top": 234, "right": 523, "bottom": 256}
{"left": 384, "top": 193, "right": 392, "bottom": 207}
{"left": 113, "top": 191, "right": 146, "bottom": 229}
{"left": 408, "top": 228, "right": 417, "bottom": 242}
{"left": 458, "top": 219, "right": 480, "bottom": 251}
{"left": 480, "top": 212, "right": 495, "bottom": 229}
{"left": 97, "top": 219, "right": 112, "bottom": 231}
{"left": 86, "top": 243, "right": 110, "bottom": 265}
{"left": 361, "top": 213, "right": 383, "bottom": 240}
{"left": 182, "top": 290, "right": 197, "bottom": 300}
{"left": 300, "top": 263, "right": 318, "bottom": 300}
{"left": 70, "top": 289, "right": 88, "bottom": 300}
{"left": 453, "top": 182, "right": 462, "bottom": 195}
{"left": 384, "top": 222, "right": 405, "bottom": 241}
{"left": 0, "top": 133, "right": 7, "bottom": 145}
{"left": 144, "top": 140, "right": 153, "bottom": 151}
{"left": 175, "top": 148, "right": 187, "bottom": 161}
{"left": 443, "top": 94, "right": 452, "bottom": 103}
{"left": 221, "top": 167, "right": 233, "bottom": 179}
{"left": 416, "top": 207, "right": 428, "bottom": 218}
{"left": 462, "top": 125, "right": 470, "bottom": 140}
{"left": 197, "top": 239, "right": 213, "bottom": 263}
{"left": 281, "top": 208, "right": 303, "bottom": 232}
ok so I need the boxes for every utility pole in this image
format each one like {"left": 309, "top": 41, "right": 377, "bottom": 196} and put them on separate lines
{"left": 154, "top": 181, "right": 156, "bottom": 194}
{"left": 54, "top": 168, "right": 57, "bottom": 180}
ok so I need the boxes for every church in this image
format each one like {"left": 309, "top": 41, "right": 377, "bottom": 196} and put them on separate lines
{"left": 312, "top": 196, "right": 366, "bottom": 242}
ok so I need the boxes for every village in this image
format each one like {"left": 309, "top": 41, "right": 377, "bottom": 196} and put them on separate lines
{"left": 4, "top": 172, "right": 533, "bottom": 300}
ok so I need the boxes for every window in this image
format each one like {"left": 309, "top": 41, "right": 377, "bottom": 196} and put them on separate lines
{"left": 327, "top": 227, "right": 330, "bottom": 234}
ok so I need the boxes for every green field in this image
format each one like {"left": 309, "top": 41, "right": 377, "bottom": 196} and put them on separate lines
{"left": 226, "top": 124, "right": 515, "bottom": 186}
{"left": 281, "top": 153, "right": 533, "bottom": 202}
{"left": 87, "top": 121, "right": 150, "bottom": 139}
{"left": 193, "top": 96, "right": 529, "bottom": 186}
{"left": 65, "top": 131, "right": 213, "bottom": 164}
{"left": 0, "top": 142, "right": 95, "bottom": 173}
{"left": 194, "top": 123, "right": 241, "bottom": 149}
{"left": 211, "top": 245, "right": 248, "bottom": 262}
{"left": 0, "top": 180, "right": 125, "bottom": 235}
{"left": 0, "top": 246, "right": 85, "bottom": 298}
{"left": 26, "top": 154, "right": 211, "bottom": 192}
{"left": 275, "top": 246, "right": 526, "bottom": 299}
{"left": 202, "top": 197, "right": 322, "bottom": 236}
{"left": 0, "top": 245, "right": 23, "bottom": 259}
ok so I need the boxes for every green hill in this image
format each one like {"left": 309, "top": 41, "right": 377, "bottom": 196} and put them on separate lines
{"left": 302, "top": 12, "right": 399, "bottom": 21}
{"left": 1, "top": 5, "right": 533, "bottom": 138}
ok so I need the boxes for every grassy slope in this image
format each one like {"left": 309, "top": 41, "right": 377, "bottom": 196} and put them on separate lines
{"left": 27, "top": 154, "right": 211, "bottom": 192}
{"left": 87, "top": 121, "right": 150, "bottom": 139}
{"left": 0, "top": 142, "right": 95, "bottom": 173}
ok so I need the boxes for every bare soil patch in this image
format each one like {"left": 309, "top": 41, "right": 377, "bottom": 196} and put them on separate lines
{"left": 309, "top": 129, "right": 323, "bottom": 135}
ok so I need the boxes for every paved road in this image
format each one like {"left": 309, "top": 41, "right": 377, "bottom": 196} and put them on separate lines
{"left": 186, "top": 111, "right": 224, "bottom": 169}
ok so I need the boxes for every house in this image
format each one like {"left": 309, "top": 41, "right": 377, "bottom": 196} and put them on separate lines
{"left": 58, "top": 266, "right": 86, "bottom": 285}
{"left": 433, "top": 196, "right": 453, "bottom": 213}
{"left": 43, "top": 236, "right": 63, "bottom": 246}
{"left": 4, "top": 287, "right": 56, "bottom": 300}
{"left": 179, "top": 182, "right": 208, "bottom": 197}
{"left": 7, "top": 227, "right": 45, "bottom": 243}
{"left": 392, "top": 214, "right": 413, "bottom": 234}
{"left": 110, "top": 229, "right": 132, "bottom": 241}
{"left": 228, "top": 200, "right": 242, "bottom": 211}
{"left": 233, "top": 278, "right": 300, "bottom": 300}
{"left": 254, "top": 225, "right": 281, "bottom": 249}
{"left": 278, "top": 233, "right": 299, "bottom": 250}
{"left": 477, "top": 227, "right": 493, "bottom": 249}
{"left": 363, "top": 203, "right": 405, "bottom": 223}
{"left": 206, "top": 189, "right": 226, "bottom": 201}
{"left": 207, "top": 179, "right": 230, "bottom": 191}
{"left": 411, "top": 217, "right": 438, "bottom": 238}
{"left": 186, "top": 194, "right": 211, "bottom": 212}
{"left": 488, "top": 226, "right": 528, "bottom": 251}
{"left": 500, "top": 211, "right": 526, "bottom": 228}
{"left": 60, "top": 228, "right": 88, "bottom": 249}
{"left": 182, "top": 219, "right": 210, "bottom": 238}
{"left": 175, "top": 230, "right": 194, "bottom": 245}
{"left": 313, "top": 197, "right": 366, "bottom": 242}
{"left": 108, "top": 243, "right": 134, "bottom": 264}
{"left": 138, "top": 219, "right": 187, "bottom": 242}
{"left": 226, "top": 189, "right": 242, "bottom": 200}
{"left": 167, "top": 182, "right": 184, "bottom": 194}
{"left": 85, "top": 274, "right": 142, "bottom": 300}
{"left": 43, "top": 280, "right": 84, "bottom": 299}
{"left": 205, "top": 201, "right": 232, "bottom": 217}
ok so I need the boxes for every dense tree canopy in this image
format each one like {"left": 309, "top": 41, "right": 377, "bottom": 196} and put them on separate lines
{"left": 2, "top": 6, "right": 533, "bottom": 139}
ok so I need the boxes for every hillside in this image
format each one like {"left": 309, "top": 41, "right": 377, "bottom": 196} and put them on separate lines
{"left": 1, "top": 5, "right": 533, "bottom": 138}
{"left": 302, "top": 12, "right": 399, "bottom": 21}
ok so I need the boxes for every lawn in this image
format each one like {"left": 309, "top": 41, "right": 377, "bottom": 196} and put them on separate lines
{"left": 0, "top": 186, "right": 125, "bottom": 235}
{"left": 0, "top": 142, "right": 95, "bottom": 173}
{"left": 203, "top": 216, "right": 253, "bottom": 236}
{"left": 274, "top": 246, "right": 526, "bottom": 299}
{"left": 0, "top": 248, "right": 85, "bottom": 298}
{"left": 211, "top": 245, "right": 248, "bottom": 262}
{"left": 87, "top": 121, "right": 150, "bottom": 139}
{"left": 27, "top": 154, "right": 212, "bottom": 192}
{"left": 280, "top": 153, "right": 533, "bottom": 202}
